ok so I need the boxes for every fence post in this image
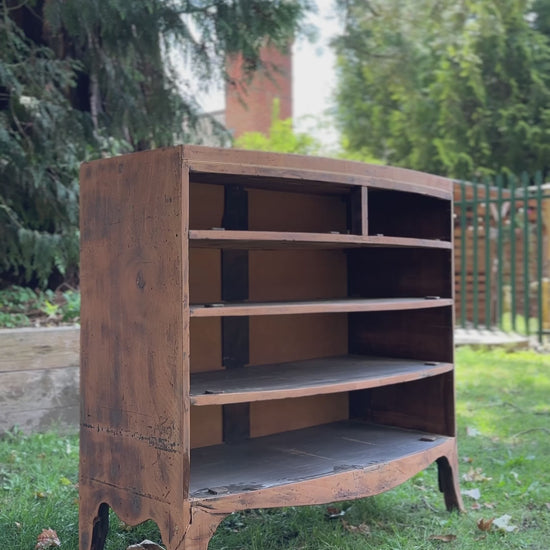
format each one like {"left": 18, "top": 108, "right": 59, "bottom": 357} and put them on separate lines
{"left": 497, "top": 175, "right": 504, "bottom": 330}
{"left": 536, "top": 172, "right": 544, "bottom": 343}
{"left": 522, "top": 173, "right": 530, "bottom": 336}
{"left": 473, "top": 179, "right": 479, "bottom": 328}
{"left": 460, "top": 181, "right": 467, "bottom": 328}
{"left": 509, "top": 174, "right": 517, "bottom": 332}
{"left": 484, "top": 177, "right": 491, "bottom": 327}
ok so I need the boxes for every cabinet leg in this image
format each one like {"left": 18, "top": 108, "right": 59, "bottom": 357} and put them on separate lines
{"left": 177, "top": 507, "right": 226, "bottom": 550}
{"left": 80, "top": 501, "right": 109, "bottom": 550}
{"left": 437, "top": 448, "right": 464, "bottom": 512}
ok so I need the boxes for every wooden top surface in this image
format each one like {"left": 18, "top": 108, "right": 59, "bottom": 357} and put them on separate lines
{"left": 182, "top": 145, "right": 454, "bottom": 198}
{"left": 81, "top": 145, "right": 454, "bottom": 199}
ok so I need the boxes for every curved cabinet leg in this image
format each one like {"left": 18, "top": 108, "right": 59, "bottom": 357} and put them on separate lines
{"left": 437, "top": 446, "right": 464, "bottom": 512}
{"left": 80, "top": 500, "right": 109, "bottom": 550}
{"left": 178, "top": 507, "right": 227, "bottom": 550}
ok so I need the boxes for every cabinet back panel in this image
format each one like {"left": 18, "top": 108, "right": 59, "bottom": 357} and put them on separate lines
{"left": 189, "top": 248, "right": 221, "bottom": 303}
{"left": 190, "top": 405, "right": 223, "bottom": 448}
{"left": 250, "top": 314, "right": 348, "bottom": 366}
{"left": 248, "top": 189, "right": 348, "bottom": 233}
{"left": 249, "top": 250, "right": 347, "bottom": 301}
{"left": 250, "top": 393, "right": 349, "bottom": 438}
{"left": 368, "top": 190, "right": 451, "bottom": 240}
{"left": 348, "top": 249, "right": 452, "bottom": 298}
{"left": 189, "top": 182, "right": 224, "bottom": 229}
{"left": 190, "top": 318, "right": 222, "bottom": 373}
{"left": 349, "top": 308, "right": 453, "bottom": 363}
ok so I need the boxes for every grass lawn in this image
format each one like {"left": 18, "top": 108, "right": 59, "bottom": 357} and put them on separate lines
{"left": 1, "top": 347, "right": 549, "bottom": 549}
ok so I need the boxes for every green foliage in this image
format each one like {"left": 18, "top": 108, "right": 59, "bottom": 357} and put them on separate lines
{"left": 333, "top": 0, "right": 550, "bottom": 179}
{"left": 1, "top": 0, "right": 310, "bottom": 286}
{"left": 0, "top": 285, "right": 80, "bottom": 327}
{"left": 235, "top": 98, "right": 320, "bottom": 154}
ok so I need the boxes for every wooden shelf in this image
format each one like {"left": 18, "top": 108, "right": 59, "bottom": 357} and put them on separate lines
{"left": 189, "top": 297, "right": 453, "bottom": 317}
{"left": 190, "top": 355, "right": 453, "bottom": 406}
{"left": 190, "top": 421, "right": 451, "bottom": 499}
{"left": 189, "top": 230, "right": 452, "bottom": 250}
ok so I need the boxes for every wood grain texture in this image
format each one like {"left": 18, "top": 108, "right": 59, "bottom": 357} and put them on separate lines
{"left": 188, "top": 421, "right": 462, "bottom": 512}
{"left": 190, "top": 297, "right": 454, "bottom": 317}
{"left": 80, "top": 145, "right": 459, "bottom": 550}
{"left": 189, "top": 230, "right": 452, "bottom": 250}
{"left": 190, "top": 355, "right": 453, "bottom": 406}
{"left": 183, "top": 144, "right": 453, "bottom": 199}
{"left": 79, "top": 146, "right": 189, "bottom": 550}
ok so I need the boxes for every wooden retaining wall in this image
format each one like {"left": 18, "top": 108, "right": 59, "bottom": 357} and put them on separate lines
{"left": 0, "top": 326, "right": 80, "bottom": 434}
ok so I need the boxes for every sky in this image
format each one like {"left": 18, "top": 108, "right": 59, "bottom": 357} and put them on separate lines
{"left": 196, "top": 0, "right": 341, "bottom": 147}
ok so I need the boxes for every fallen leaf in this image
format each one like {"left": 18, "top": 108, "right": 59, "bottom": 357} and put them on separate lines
{"left": 126, "top": 540, "right": 166, "bottom": 550}
{"left": 428, "top": 534, "right": 457, "bottom": 542}
{"left": 493, "top": 514, "right": 518, "bottom": 532}
{"left": 59, "top": 476, "right": 72, "bottom": 486}
{"left": 484, "top": 502, "right": 496, "bottom": 509}
{"left": 462, "top": 456, "right": 473, "bottom": 463}
{"left": 477, "top": 518, "right": 494, "bottom": 532}
{"left": 471, "top": 502, "right": 481, "bottom": 510}
{"left": 35, "top": 528, "right": 60, "bottom": 549}
{"left": 462, "top": 488, "right": 481, "bottom": 500}
{"left": 15, "top": 522, "right": 21, "bottom": 530}
{"left": 326, "top": 506, "right": 345, "bottom": 519}
{"left": 341, "top": 520, "right": 370, "bottom": 536}
{"left": 35, "top": 491, "right": 48, "bottom": 499}
{"left": 462, "top": 467, "right": 492, "bottom": 482}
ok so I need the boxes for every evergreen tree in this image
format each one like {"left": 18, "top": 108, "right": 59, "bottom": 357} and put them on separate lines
{"left": 1, "top": 0, "right": 309, "bottom": 286}
{"left": 332, "top": 0, "right": 550, "bottom": 179}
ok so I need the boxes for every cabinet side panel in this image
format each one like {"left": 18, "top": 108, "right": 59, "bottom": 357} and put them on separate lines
{"left": 79, "top": 148, "right": 189, "bottom": 538}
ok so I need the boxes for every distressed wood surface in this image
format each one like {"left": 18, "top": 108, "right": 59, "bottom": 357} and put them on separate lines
{"left": 79, "top": 146, "right": 190, "bottom": 550}
{"left": 190, "top": 355, "right": 453, "bottom": 406}
{"left": 0, "top": 326, "right": 80, "bottom": 433}
{"left": 79, "top": 145, "right": 459, "bottom": 550}
{"left": 0, "top": 326, "right": 79, "bottom": 373}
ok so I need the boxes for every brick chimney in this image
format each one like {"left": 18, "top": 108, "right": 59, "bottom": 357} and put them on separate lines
{"left": 225, "top": 44, "right": 292, "bottom": 139}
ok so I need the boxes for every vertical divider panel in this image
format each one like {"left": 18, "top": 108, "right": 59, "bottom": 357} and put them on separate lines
{"left": 221, "top": 185, "right": 251, "bottom": 442}
{"left": 349, "top": 187, "right": 368, "bottom": 235}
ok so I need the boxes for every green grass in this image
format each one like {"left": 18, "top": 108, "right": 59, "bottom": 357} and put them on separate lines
{"left": 1, "top": 348, "right": 549, "bottom": 549}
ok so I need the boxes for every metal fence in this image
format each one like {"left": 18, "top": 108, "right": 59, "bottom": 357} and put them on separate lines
{"left": 455, "top": 174, "right": 550, "bottom": 343}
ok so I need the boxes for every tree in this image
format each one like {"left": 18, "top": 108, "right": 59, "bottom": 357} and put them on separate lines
{"left": 1, "top": 0, "right": 309, "bottom": 286}
{"left": 332, "top": 0, "right": 550, "bottom": 179}
{"left": 235, "top": 98, "right": 320, "bottom": 154}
